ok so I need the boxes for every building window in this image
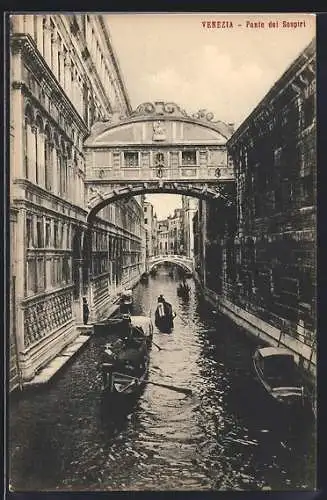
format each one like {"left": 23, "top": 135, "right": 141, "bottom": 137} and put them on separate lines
{"left": 182, "top": 150, "right": 196, "bottom": 166}
{"left": 44, "top": 131, "right": 52, "bottom": 191}
{"left": 26, "top": 217, "right": 33, "bottom": 248}
{"left": 42, "top": 17, "right": 46, "bottom": 56}
{"left": 36, "top": 218, "right": 44, "bottom": 248}
{"left": 33, "top": 16, "right": 38, "bottom": 40}
{"left": 62, "top": 257, "right": 70, "bottom": 284}
{"left": 54, "top": 222, "right": 58, "bottom": 248}
{"left": 144, "top": 218, "right": 148, "bottom": 224}
{"left": 34, "top": 127, "right": 39, "bottom": 184}
{"left": 57, "top": 36, "right": 62, "bottom": 82}
{"left": 50, "top": 20, "right": 55, "bottom": 69}
{"left": 303, "top": 93, "right": 315, "bottom": 129}
{"left": 60, "top": 223, "right": 65, "bottom": 249}
{"left": 46, "top": 258, "right": 52, "bottom": 289}
{"left": 58, "top": 153, "right": 68, "bottom": 196}
{"left": 56, "top": 257, "right": 62, "bottom": 283}
{"left": 27, "top": 259, "right": 37, "bottom": 294}
{"left": 63, "top": 46, "right": 68, "bottom": 88}
{"left": 273, "top": 147, "right": 283, "bottom": 167}
{"left": 124, "top": 152, "right": 139, "bottom": 167}
{"left": 45, "top": 219, "right": 51, "bottom": 247}
{"left": 37, "top": 259, "right": 45, "bottom": 291}
{"left": 83, "top": 84, "right": 89, "bottom": 126}
{"left": 23, "top": 117, "right": 29, "bottom": 178}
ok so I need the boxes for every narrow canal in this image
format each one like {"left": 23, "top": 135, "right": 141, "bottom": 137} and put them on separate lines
{"left": 9, "top": 270, "right": 315, "bottom": 491}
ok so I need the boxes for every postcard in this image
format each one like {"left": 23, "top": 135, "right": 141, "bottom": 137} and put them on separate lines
{"left": 8, "top": 12, "right": 316, "bottom": 492}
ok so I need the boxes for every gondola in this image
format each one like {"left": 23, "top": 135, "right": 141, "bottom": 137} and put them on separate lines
{"left": 154, "top": 301, "right": 175, "bottom": 334}
{"left": 253, "top": 347, "right": 306, "bottom": 410}
{"left": 119, "top": 289, "right": 133, "bottom": 314}
{"left": 140, "top": 272, "right": 149, "bottom": 283}
{"left": 100, "top": 322, "right": 150, "bottom": 397}
{"left": 129, "top": 315, "right": 154, "bottom": 347}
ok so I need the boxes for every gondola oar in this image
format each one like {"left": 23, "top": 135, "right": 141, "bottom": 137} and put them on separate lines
{"left": 152, "top": 340, "right": 163, "bottom": 351}
{"left": 145, "top": 380, "right": 193, "bottom": 396}
{"left": 134, "top": 325, "right": 163, "bottom": 351}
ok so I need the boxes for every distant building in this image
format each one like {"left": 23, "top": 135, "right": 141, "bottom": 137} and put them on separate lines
{"left": 153, "top": 212, "right": 158, "bottom": 256}
{"left": 167, "top": 208, "right": 185, "bottom": 255}
{"left": 157, "top": 219, "right": 169, "bottom": 255}
{"left": 182, "top": 196, "right": 198, "bottom": 259}
{"left": 143, "top": 201, "right": 157, "bottom": 257}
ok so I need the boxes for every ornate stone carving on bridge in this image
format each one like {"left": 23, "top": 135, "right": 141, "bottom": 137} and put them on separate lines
{"left": 129, "top": 102, "right": 234, "bottom": 137}
{"left": 131, "top": 101, "right": 188, "bottom": 118}
{"left": 192, "top": 109, "right": 215, "bottom": 121}
{"left": 152, "top": 121, "right": 166, "bottom": 141}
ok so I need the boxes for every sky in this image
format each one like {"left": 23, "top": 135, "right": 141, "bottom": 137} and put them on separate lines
{"left": 104, "top": 13, "right": 315, "bottom": 219}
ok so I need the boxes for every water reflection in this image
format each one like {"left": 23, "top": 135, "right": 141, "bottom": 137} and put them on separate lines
{"left": 9, "top": 269, "right": 315, "bottom": 491}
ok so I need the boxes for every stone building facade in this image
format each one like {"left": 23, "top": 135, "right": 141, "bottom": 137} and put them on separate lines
{"left": 195, "top": 39, "right": 316, "bottom": 374}
{"left": 182, "top": 196, "right": 198, "bottom": 260}
{"left": 9, "top": 14, "right": 145, "bottom": 390}
{"left": 158, "top": 220, "right": 169, "bottom": 255}
{"left": 168, "top": 208, "right": 185, "bottom": 255}
{"left": 143, "top": 201, "right": 158, "bottom": 257}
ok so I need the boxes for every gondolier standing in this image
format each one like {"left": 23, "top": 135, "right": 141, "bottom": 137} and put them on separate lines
{"left": 155, "top": 295, "right": 176, "bottom": 333}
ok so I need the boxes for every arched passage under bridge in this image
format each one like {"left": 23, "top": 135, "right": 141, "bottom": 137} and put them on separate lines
{"left": 86, "top": 181, "right": 235, "bottom": 222}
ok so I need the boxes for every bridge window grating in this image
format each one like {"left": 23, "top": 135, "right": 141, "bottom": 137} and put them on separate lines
{"left": 181, "top": 150, "right": 197, "bottom": 166}
{"left": 124, "top": 152, "right": 139, "bottom": 167}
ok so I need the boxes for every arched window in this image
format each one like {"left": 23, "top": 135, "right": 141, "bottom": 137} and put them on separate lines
{"left": 35, "top": 115, "right": 43, "bottom": 185}
{"left": 44, "top": 126, "right": 52, "bottom": 191}
{"left": 42, "top": 17, "right": 47, "bottom": 56}
{"left": 23, "top": 106, "right": 33, "bottom": 179}
{"left": 61, "top": 141, "right": 68, "bottom": 196}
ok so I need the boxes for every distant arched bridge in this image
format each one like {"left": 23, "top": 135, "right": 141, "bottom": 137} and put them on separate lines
{"left": 147, "top": 254, "right": 193, "bottom": 274}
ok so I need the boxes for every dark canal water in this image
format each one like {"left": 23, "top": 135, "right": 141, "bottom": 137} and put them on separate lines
{"left": 9, "top": 270, "right": 316, "bottom": 491}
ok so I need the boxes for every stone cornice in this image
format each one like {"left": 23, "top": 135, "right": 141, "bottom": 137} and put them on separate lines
{"left": 67, "top": 15, "right": 114, "bottom": 118}
{"left": 13, "top": 178, "right": 88, "bottom": 215}
{"left": 11, "top": 33, "right": 88, "bottom": 136}
{"left": 12, "top": 81, "right": 75, "bottom": 147}
{"left": 98, "top": 15, "right": 132, "bottom": 115}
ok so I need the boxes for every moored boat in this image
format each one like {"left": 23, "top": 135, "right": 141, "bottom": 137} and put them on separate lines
{"left": 129, "top": 315, "right": 154, "bottom": 347}
{"left": 120, "top": 289, "right": 133, "bottom": 314}
{"left": 140, "top": 272, "right": 149, "bottom": 283}
{"left": 100, "top": 323, "right": 150, "bottom": 396}
{"left": 253, "top": 347, "right": 305, "bottom": 410}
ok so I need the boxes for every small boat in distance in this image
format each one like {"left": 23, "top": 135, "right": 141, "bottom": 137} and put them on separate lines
{"left": 140, "top": 272, "right": 149, "bottom": 283}
{"left": 120, "top": 289, "right": 133, "bottom": 314}
{"left": 177, "top": 280, "right": 191, "bottom": 298}
{"left": 253, "top": 347, "right": 305, "bottom": 408}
